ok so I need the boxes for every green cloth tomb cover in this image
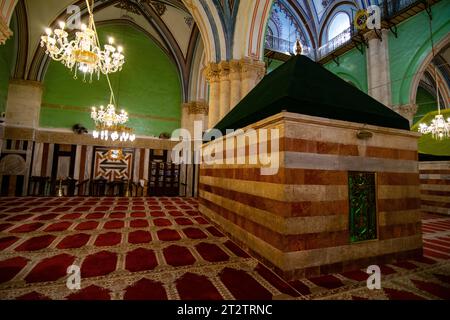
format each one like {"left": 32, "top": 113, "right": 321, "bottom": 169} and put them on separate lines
{"left": 215, "top": 55, "right": 410, "bottom": 132}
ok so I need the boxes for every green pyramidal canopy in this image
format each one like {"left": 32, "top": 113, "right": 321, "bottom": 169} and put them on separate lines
{"left": 215, "top": 55, "right": 410, "bottom": 132}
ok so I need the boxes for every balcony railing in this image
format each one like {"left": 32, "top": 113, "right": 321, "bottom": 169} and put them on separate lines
{"left": 379, "top": 0, "right": 424, "bottom": 19}
{"left": 265, "top": 35, "right": 314, "bottom": 58}
{"left": 317, "top": 26, "right": 355, "bottom": 60}
{"left": 265, "top": 0, "right": 427, "bottom": 61}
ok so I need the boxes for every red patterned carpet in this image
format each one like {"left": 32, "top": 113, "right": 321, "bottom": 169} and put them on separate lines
{"left": 0, "top": 197, "right": 449, "bottom": 300}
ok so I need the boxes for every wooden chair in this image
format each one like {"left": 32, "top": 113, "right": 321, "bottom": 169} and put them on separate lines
{"left": 89, "top": 179, "right": 108, "bottom": 196}
{"left": 28, "top": 176, "right": 50, "bottom": 196}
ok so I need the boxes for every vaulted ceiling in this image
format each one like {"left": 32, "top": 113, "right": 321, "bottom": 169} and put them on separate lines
{"left": 11, "top": 0, "right": 200, "bottom": 99}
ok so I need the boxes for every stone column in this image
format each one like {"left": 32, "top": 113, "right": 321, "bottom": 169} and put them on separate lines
{"left": 240, "top": 58, "right": 266, "bottom": 99}
{"left": 218, "top": 61, "right": 231, "bottom": 119}
{"left": 5, "top": 80, "right": 43, "bottom": 129}
{"left": 182, "top": 101, "right": 208, "bottom": 197}
{"left": 365, "top": 29, "right": 392, "bottom": 107}
{"left": 188, "top": 100, "right": 209, "bottom": 133}
{"left": 229, "top": 60, "right": 242, "bottom": 110}
{"left": 181, "top": 102, "right": 191, "bottom": 132}
{"left": 392, "top": 104, "right": 418, "bottom": 126}
{"left": 0, "top": 15, "right": 13, "bottom": 45}
{"left": 204, "top": 63, "right": 220, "bottom": 128}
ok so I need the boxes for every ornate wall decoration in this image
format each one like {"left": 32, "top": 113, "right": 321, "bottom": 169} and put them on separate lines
{"left": 151, "top": 1, "right": 167, "bottom": 16}
{"left": 115, "top": 0, "right": 142, "bottom": 15}
{"left": 348, "top": 171, "right": 377, "bottom": 243}
{"left": 93, "top": 147, "right": 134, "bottom": 181}
{"left": 0, "top": 154, "right": 26, "bottom": 175}
{"left": 184, "top": 16, "right": 194, "bottom": 28}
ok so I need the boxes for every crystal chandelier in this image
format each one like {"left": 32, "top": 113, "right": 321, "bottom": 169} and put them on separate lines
{"left": 417, "top": 17, "right": 450, "bottom": 140}
{"left": 40, "top": 0, "right": 125, "bottom": 82}
{"left": 91, "top": 92, "right": 136, "bottom": 142}
{"left": 419, "top": 114, "right": 450, "bottom": 140}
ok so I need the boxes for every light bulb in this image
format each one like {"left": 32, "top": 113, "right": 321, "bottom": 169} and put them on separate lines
{"left": 45, "top": 28, "right": 52, "bottom": 35}
{"left": 109, "top": 37, "right": 114, "bottom": 44}
{"left": 81, "top": 23, "right": 87, "bottom": 31}
{"left": 118, "top": 46, "right": 123, "bottom": 53}
{"left": 58, "top": 21, "right": 65, "bottom": 29}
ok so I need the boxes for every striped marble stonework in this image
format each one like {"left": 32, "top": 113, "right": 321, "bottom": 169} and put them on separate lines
{"left": 420, "top": 161, "right": 450, "bottom": 216}
{"left": 199, "top": 112, "right": 423, "bottom": 280}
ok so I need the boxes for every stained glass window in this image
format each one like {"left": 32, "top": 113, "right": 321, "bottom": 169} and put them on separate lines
{"left": 348, "top": 172, "right": 377, "bottom": 243}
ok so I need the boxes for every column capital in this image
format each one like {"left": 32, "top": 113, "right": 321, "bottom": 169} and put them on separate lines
{"left": 229, "top": 60, "right": 242, "bottom": 81}
{"left": 183, "top": 101, "right": 209, "bottom": 116}
{"left": 218, "top": 61, "right": 230, "bottom": 81}
{"left": 392, "top": 104, "right": 418, "bottom": 124}
{"left": 0, "top": 15, "right": 13, "bottom": 45}
{"left": 240, "top": 57, "right": 266, "bottom": 81}
{"left": 188, "top": 101, "right": 209, "bottom": 115}
{"left": 203, "top": 63, "right": 220, "bottom": 83}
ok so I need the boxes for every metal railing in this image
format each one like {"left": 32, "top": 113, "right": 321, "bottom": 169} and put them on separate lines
{"left": 265, "top": 0, "right": 426, "bottom": 60}
{"left": 317, "top": 25, "right": 356, "bottom": 59}
{"left": 379, "top": 0, "right": 424, "bottom": 19}
{"left": 265, "top": 35, "right": 296, "bottom": 54}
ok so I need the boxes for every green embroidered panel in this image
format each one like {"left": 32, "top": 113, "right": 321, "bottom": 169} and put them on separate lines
{"left": 348, "top": 172, "right": 377, "bottom": 243}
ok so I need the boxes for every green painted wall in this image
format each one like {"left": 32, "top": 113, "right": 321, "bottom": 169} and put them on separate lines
{"left": 324, "top": 48, "right": 368, "bottom": 93}
{"left": 413, "top": 87, "right": 436, "bottom": 125}
{"left": 389, "top": 0, "right": 450, "bottom": 106}
{"left": 0, "top": 20, "right": 16, "bottom": 113}
{"left": 264, "top": 48, "right": 368, "bottom": 93}
{"left": 265, "top": 58, "right": 284, "bottom": 74}
{"left": 41, "top": 24, "right": 182, "bottom": 137}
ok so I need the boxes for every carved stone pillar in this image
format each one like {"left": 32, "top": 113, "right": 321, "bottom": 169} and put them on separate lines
{"left": 0, "top": 15, "right": 13, "bottom": 45}
{"left": 218, "top": 61, "right": 231, "bottom": 119}
{"left": 181, "top": 102, "right": 191, "bottom": 132}
{"left": 229, "top": 60, "right": 242, "bottom": 110}
{"left": 392, "top": 104, "right": 418, "bottom": 126}
{"left": 188, "top": 100, "right": 209, "bottom": 130}
{"left": 365, "top": 29, "right": 392, "bottom": 107}
{"left": 204, "top": 63, "right": 220, "bottom": 128}
{"left": 240, "top": 58, "right": 266, "bottom": 99}
{"left": 5, "top": 80, "right": 43, "bottom": 129}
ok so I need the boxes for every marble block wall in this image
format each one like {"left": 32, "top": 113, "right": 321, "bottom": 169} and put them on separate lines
{"left": 420, "top": 161, "right": 450, "bottom": 216}
{"left": 198, "top": 112, "right": 423, "bottom": 280}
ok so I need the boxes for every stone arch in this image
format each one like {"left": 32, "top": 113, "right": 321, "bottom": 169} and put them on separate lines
{"left": 0, "top": 0, "right": 18, "bottom": 25}
{"left": 233, "top": 0, "right": 274, "bottom": 60}
{"left": 409, "top": 34, "right": 450, "bottom": 109}
{"left": 182, "top": 0, "right": 227, "bottom": 63}
{"left": 318, "top": 1, "right": 358, "bottom": 47}
{"left": 26, "top": 0, "right": 191, "bottom": 99}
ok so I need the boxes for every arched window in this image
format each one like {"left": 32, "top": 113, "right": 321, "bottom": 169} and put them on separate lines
{"left": 327, "top": 12, "right": 350, "bottom": 41}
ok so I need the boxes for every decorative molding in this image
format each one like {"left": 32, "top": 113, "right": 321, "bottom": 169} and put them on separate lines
{"left": 218, "top": 61, "right": 230, "bottom": 81}
{"left": 3, "top": 125, "right": 177, "bottom": 149}
{"left": 240, "top": 57, "right": 266, "bottom": 81}
{"left": 184, "top": 16, "right": 194, "bottom": 28}
{"left": 9, "top": 79, "right": 44, "bottom": 89}
{"left": 203, "top": 62, "right": 220, "bottom": 83}
{"left": 41, "top": 103, "right": 179, "bottom": 123}
{"left": 392, "top": 104, "right": 418, "bottom": 124}
{"left": 205, "top": 58, "right": 266, "bottom": 83}
{"left": 151, "top": 0, "right": 167, "bottom": 16}
{"left": 182, "top": 101, "right": 208, "bottom": 115}
{"left": 0, "top": 14, "right": 13, "bottom": 45}
{"left": 188, "top": 100, "right": 209, "bottom": 115}
{"left": 115, "top": 0, "right": 142, "bottom": 15}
